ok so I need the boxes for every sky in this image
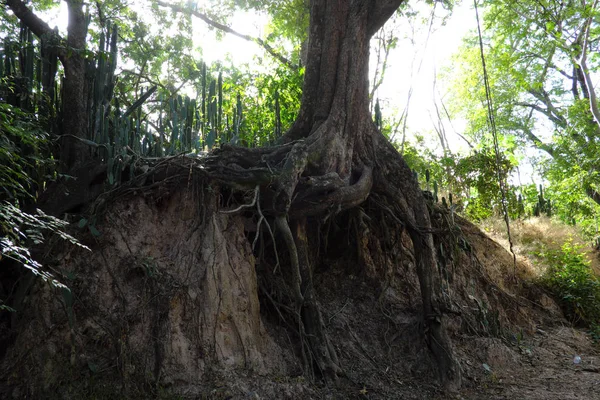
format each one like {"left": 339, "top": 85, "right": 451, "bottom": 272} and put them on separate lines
{"left": 372, "top": 1, "right": 474, "bottom": 152}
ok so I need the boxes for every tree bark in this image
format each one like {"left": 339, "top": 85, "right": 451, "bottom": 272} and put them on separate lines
{"left": 60, "top": 0, "right": 90, "bottom": 170}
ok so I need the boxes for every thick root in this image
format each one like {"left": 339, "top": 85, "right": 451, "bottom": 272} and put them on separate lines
{"left": 294, "top": 219, "right": 342, "bottom": 379}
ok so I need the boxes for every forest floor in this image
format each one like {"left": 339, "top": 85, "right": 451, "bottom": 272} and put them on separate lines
{"left": 455, "top": 216, "right": 600, "bottom": 400}
{"left": 457, "top": 325, "right": 600, "bottom": 400}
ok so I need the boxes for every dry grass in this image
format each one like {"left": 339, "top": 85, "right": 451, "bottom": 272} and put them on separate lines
{"left": 478, "top": 216, "right": 600, "bottom": 278}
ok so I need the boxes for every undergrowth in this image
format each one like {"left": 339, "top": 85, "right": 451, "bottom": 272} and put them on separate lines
{"left": 536, "top": 241, "right": 600, "bottom": 340}
{"left": 479, "top": 216, "right": 600, "bottom": 340}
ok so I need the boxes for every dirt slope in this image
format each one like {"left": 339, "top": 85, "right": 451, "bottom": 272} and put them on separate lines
{"left": 1, "top": 185, "right": 598, "bottom": 399}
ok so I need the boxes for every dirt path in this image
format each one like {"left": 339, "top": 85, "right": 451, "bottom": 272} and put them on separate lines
{"left": 458, "top": 327, "right": 600, "bottom": 400}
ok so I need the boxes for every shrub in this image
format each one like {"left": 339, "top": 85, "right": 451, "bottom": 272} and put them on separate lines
{"left": 539, "top": 241, "right": 600, "bottom": 330}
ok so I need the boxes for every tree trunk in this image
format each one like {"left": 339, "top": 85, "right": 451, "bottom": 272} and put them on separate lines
{"left": 274, "top": 0, "right": 461, "bottom": 388}
{"left": 7, "top": 0, "right": 90, "bottom": 171}
{"left": 59, "top": 0, "right": 89, "bottom": 170}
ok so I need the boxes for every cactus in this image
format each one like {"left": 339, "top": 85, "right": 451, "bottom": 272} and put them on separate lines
{"left": 233, "top": 92, "right": 243, "bottom": 144}
{"left": 532, "top": 184, "right": 552, "bottom": 217}
{"left": 218, "top": 71, "right": 223, "bottom": 136}
{"left": 170, "top": 96, "right": 179, "bottom": 151}
{"left": 180, "top": 95, "right": 188, "bottom": 147}
{"left": 123, "top": 86, "right": 157, "bottom": 118}
{"left": 517, "top": 193, "right": 524, "bottom": 218}
{"left": 208, "top": 79, "right": 216, "bottom": 131}
{"left": 274, "top": 90, "right": 281, "bottom": 142}
{"left": 19, "top": 24, "right": 34, "bottom": 111}
{"left": 374, "top": 98, "right": 382, "bottom": 132}
{"left": 201, "top": 61, "right": 207, "bottom": 135}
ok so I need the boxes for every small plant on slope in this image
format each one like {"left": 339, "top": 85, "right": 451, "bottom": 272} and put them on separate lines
{"left": 539, "top": 240, "right": 600, "bottom": 336}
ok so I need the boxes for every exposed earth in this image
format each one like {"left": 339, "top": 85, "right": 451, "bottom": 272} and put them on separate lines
{"left": 2, "top": 185, "right": 599, "bottom": 400}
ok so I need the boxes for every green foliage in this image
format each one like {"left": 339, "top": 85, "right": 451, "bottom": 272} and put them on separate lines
{"left": 0, "top": 102, "right": 87, "bottom": 290}
{"left": 0, "top": 204, "right": 87, "bottom": 291}
{"left": 402, "top": 136, "right": 518, "bottom": 222}
{"left": 541, "top": 162, "right": 600, "bottom": 237}
{"left": 446, "top": 0, "right": 600, "bottom": 233}
{"left": 222, "top": 62, "right": 302, "bottom": 146}
{"left": 539, "top": 241, "right": 600, "bottom": 333}
{"left": 0, "top": 103, "right": 51, "bottom": 201}
{"left": 455, "top": 150, "right": 514, "bottom": 221}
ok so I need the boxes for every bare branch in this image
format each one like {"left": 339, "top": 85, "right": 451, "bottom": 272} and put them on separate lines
{"left": 367, "top": 0, "right": 404, "bottom": 37}
{"left": 438, "top": 92, "right": 474, "bottom": 149}
{"left": 574, "top": 0, "right": 600, "bottom": 130}
{"left": 524, "top": 89, "right": 568, "bottom": 127}
{"left": 519, "top": 52, "right": 574, "bottom": 80}
{"left": 369, "top": 25, "right": 395, "bottom": 111}
{"left": 518, "top": 124, "right": 555, "bottom": 157}
{"left": 6, "top": 0, "right": 55, "bottom": 38}
{"left": 585, "top": 185, "right": 600, "bottom": 207}
{"left": 156, "top": 1, "right": 297, "bottom": 70}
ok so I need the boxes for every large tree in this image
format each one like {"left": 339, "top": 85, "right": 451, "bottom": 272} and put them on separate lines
{"left": 204, "top": 0, "right": 460, "bottom": 386}
{"left": 5, "top": 0, "right": 461, "bottom": 389}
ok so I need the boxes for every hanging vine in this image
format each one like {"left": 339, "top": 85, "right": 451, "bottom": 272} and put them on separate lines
{"left": 474, "top": 0, "right": 517, "bottom": 275}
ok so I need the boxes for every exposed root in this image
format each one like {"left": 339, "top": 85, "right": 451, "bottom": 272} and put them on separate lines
{"left": 371, "top": 135, "right": 462, "bottom": 389}
{"left": 293, "top": 219, "right": 342, "bottom": 379}
{"left": 75, "top": 133, "right": 459, "bottom": 386}
{"left": 274, "top": 216, "right": 304, "bottom": 307}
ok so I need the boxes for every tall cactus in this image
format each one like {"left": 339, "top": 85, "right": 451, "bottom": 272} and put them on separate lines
{"left": 533, "top": 183, "right": 551, "bottom": 217}
{"left": 18, "top": 23, "right": 34, "bottom": 111}
{"left": 92, "top": 23, "right": 118, "bottom": 144}
{"left": 218, "top": 71, "right": 223, "bottom": 138}
{"left": 374, "top": 98, "right": 382, "bottom": 132}
{"left": 274, "top": 90, "right": 281, "bottom": 142}
{"left": 201, "top": 61, "right": 207, "bottom": 144}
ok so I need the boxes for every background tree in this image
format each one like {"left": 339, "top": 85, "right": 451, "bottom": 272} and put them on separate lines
{"left": 6, "top": 0, "right": 89, "bottom": 170}
{"left": 447, "top": 0, "right": 600, "bottom": 231}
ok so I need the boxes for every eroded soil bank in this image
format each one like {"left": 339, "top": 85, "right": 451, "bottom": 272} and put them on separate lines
{"left": 1, "top": 184, "right": 598, "bottom": 399}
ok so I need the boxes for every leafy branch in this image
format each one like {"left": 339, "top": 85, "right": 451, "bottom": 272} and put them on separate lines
{"left": 1, "top": 202, "right": 90, "bottom": 289}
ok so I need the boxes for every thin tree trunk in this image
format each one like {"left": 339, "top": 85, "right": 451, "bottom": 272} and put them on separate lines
{"left": 7, "top": 0, "right": 90, "bottom": 171}
{"left": 60, "top": 0, "right": 89, "bottom": 170}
